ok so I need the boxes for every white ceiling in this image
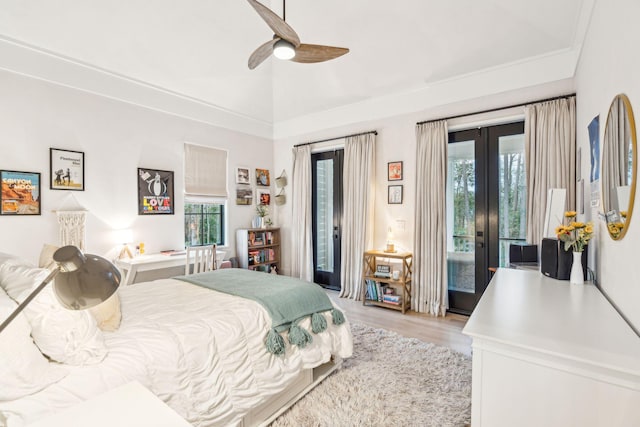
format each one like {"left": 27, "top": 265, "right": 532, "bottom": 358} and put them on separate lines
{"left": 0, "top": 0, "right": 593, "bottom": 137}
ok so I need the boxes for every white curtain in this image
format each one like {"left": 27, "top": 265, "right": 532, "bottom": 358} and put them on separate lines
{"left": 413, "top": 121, "right": 448, "bottom": 316}
{"left": 525, "top": 96, "right": 576, "bottom": 245}
{"left": 290, "top": 145, "right": 313, "bottom": 281}
{"left": 57, "top": 211, "right": 87, "bottom": 250}
{"left": 340, "top": 133, "right": 376, "bottom": 299}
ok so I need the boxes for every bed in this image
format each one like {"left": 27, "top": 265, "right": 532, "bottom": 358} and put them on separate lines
{"left": 0, "top": 254, "right": 353, "bottom": 427}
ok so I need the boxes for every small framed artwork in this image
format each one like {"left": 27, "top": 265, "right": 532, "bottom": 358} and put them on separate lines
{"left": 388, "top": 185, "right": 403, "bottom": 204}
{"left": 137, "top": 168, "right": 175, "bottom": 215}
{"left": 1, "top": 170, "right": 41, "bottom": 215}
{"left": 256, "top": 168, "right": 270, "bottom": 186}
{"left": 236, "top": 166, "right": 250, "bottom": 184}
{"left": 388, "top": 161, "right": 403, "bottom": 181}
{"left": 50, "top": 148, "right": 85, "bottom": 191}
{"left": 236, "top": 187, "right": 253, "bottom": 205}
{"left": 257, "top": 189, "right": 271, "bottom": 205}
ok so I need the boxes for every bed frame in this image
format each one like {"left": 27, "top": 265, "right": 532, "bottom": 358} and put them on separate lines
{"left": 241, "top": 357, "right": 343, "bottom": 427}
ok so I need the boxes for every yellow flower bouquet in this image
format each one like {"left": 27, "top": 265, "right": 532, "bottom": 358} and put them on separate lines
{"left": 555, "top": 211, "right": 593, "bottom": 252}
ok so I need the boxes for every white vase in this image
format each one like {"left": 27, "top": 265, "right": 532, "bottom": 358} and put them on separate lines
{"left": 570, "top": 251, "right": 584, "bottom": 285}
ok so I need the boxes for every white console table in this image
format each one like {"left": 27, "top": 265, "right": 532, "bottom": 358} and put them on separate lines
{"left": 116, "top": 250, "right": 226, "bottom": 285}
{"left": 463, "top": 268, "right": 640, "bottom": 427}
{"left": 27, "top": 381, "right": 191, "bottom": 427}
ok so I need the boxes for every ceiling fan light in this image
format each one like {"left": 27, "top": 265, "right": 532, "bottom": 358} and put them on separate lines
{"left": 273, "top": 39, "right": 295, "bottom": 60}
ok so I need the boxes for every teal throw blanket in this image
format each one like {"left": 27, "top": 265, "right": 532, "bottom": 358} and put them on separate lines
{"left": 175, "top": 269, "right": 345, "bottom": 355}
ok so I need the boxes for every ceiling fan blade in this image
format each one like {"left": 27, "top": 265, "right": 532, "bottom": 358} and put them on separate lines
{"left": 290, "top": 44, "right": 349, "bottom": 64}
{"left": 248, "top": 38, "right": 279, "bottom": 69}
{"left": 246, "top": 0, "right": 300, "bottom": 47}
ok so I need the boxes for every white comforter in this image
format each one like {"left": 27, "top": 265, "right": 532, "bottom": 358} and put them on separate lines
{"left": 0, "top": 278, "right": 353, "bottom": 426}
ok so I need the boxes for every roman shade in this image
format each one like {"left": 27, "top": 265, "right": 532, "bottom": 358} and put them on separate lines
{"left": 184, "top": 143, "right": 228, "bottom": 198}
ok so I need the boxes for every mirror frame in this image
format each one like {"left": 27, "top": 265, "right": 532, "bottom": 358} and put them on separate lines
{"left": 602, "top": 94, "right": 637, "bottom": 240}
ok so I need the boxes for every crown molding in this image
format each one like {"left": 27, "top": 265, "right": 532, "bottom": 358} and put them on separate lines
{"left": 0, "top": 36, "right": 273, "bottom": 139}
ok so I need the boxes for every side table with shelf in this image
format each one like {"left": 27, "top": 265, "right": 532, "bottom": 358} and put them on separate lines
{"left": 236, "top": 227, "right": 281, "bottom": 274}
{"left": 362, "top": 250, "right": 412, "bottom": 314}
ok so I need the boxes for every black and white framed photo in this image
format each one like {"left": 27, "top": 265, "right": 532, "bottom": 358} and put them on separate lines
{"left": 388, "top": 185, "right": 403, "bottom": 204}
{"left": 137, "top": 168, "right": 174, "bottom": 215}
{"left": 50, "top": 148, "right": 84, "bottom": 191}
{"left": 236, "top": 166, "right": 250, "bottom": 184}
{"left": 0, "top": 170, "right": 41, "bottom": 215}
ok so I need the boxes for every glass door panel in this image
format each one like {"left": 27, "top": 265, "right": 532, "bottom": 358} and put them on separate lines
{"left": 312, "top": 150, "right": 343, "bottom": 290}
{"left": 498, "top": 134, "right": 527, "bottom": 266}
{"left": 315, "top": 159, "right": 334, "bottom": 273}
{"left": 447, "top": 139, "right": 476, "bottom": 294}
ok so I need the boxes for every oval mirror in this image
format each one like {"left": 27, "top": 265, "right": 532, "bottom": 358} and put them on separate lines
{"left": 602, "top": 94, "right": 637, "bottom": 240}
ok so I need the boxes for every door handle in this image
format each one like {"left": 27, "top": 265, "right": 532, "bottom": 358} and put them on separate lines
{"left": 333, "top": 226, "right": 339, "bottom": 240}
{"left": 476, "top": 242, "right": 484, "bottom": 248}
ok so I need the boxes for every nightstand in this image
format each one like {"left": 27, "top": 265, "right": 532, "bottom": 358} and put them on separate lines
{"left": 28, "top": 381, "right": 192, "bottom": 427}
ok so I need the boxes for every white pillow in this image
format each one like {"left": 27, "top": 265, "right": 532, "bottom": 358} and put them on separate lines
{"left": 89, "top": 292, "right": 122, "bottom": 332}
{"left": 0, "top": 287, "right": 68, "bottom": 401}
{"left": 38, "top": 244, "right": 59, "bottom": 271}
{"left": 0, "top": 252, "right": 33, "bottom": 268}
{"left": 0, "top": 263, "right": 108, "bottom": 365}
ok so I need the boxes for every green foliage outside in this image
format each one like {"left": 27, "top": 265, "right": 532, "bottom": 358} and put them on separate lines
{"left": 184, "top": 203, "right": 224, "bottom": 246}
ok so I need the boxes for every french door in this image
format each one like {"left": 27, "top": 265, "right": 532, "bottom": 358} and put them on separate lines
{"left": 447, "top": 122, "right": 526, "bottom": 314}
{"left": 311, "top": 150, "right": 344, "bottom": 290}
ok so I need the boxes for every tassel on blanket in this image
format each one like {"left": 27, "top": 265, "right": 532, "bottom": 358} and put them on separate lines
{"left": 331, "top": 308, "right": 345, "bottom": 325}
{"left": 288, "top": 324, "right": 313, "bottom": 348}
{"left": 266, "top": 328, "right": 285, "bottom": 355}
{"left": 311, "top": 312, "right": 328, "bottom": 333}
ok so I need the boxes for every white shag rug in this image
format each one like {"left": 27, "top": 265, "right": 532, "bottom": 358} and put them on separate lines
{"left": 271, "top": 323, "right": 472, "bottom": 427}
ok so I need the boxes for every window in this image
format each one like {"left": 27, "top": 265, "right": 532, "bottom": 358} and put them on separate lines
{"left": 184, "top": 200, "right": 225, "bottom": 246}
{"left": 183, "top": 142, "right": 228, "bottom": 247}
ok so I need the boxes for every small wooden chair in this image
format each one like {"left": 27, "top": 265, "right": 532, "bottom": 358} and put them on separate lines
{"left": 185, "top": 244, "right": 216, "bottom": 275}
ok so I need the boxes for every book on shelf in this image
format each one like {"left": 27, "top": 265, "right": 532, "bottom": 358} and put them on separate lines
{"left": 382, "top": 294, "right": 401, "bottom": 303}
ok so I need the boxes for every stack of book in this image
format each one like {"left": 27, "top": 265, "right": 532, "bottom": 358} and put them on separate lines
{"left": 382, "top": 294, "right": 401, "bottom": 305}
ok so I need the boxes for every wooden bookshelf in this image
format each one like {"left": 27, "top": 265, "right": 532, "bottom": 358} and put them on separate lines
{"left": 236, "top": 228, "right": 281, "bottom": 274}
{"left": 362, "top": 250, "right": 412, "bottom": 314}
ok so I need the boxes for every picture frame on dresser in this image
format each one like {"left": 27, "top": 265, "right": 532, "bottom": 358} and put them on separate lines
{"left": 137, "top": 168, "right": 175, "bottom": 215}
{"left": 50, "top": 148, "right": 84, "bottom": 191}
{"left": 0, "top": 170, "right": 41, "bottom": 215}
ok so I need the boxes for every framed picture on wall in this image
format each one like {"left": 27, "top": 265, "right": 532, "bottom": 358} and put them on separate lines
{"left": 257, "top": 189, "right": 271, "bottom": 205}
{"left": 256, "top": 168, "right": 270, "bottom": 186}
{"left": 388, "top": 185, "right": 403, "bottom": 204}
{"left": 1, "top": 170, "right": 41, "bottom": 215}
{"left": 388, "top": 161, "right": 403, "bottom": 181}
{"left": 50, "top": 148, "right": 85, "bottom": 191}
{"left": 236, "top": 187, "right": 253, "bottom": 205}
{"left": 236, "top": 166, "right": 250, "bottom": 184}
{"left": 137, "top": 168, "right": 175, "bottom": 215}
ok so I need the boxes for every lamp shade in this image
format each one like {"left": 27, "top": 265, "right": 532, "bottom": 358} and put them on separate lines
{"left": 273, "top": 39, "right": 295, "bottom": 60}
{"left": 52, "top": 246, "right": 121, "bottom": 310}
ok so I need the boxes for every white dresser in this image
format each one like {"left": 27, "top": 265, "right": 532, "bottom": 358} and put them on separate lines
{"left": 463, "top": 268, "right": 640, "bottom": 427}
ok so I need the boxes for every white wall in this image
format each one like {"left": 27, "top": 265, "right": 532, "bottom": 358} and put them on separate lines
{"left": 574, "top": 0, "right": 640, "bottom": 330}
{"left": 0, "top": 70, "right": 273, "bottom": 264}
{"left": 273, "top": 80, "right": 574, "bottom": 276}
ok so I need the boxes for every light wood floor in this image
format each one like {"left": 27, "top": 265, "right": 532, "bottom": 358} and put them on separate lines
{"left": 327, "top": 290, "right": 472, "bottom": 356}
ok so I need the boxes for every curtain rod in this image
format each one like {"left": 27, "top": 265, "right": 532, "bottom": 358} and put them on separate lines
{"left": 294, "top": 130, "right": 378, "bottom": 148}
{"left": 416, "top": 93, "right": 576, "bottom": 126}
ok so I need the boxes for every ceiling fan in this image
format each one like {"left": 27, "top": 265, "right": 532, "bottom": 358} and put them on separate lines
{"left": 246, "top": 0, "right": 349, "bottom": 69}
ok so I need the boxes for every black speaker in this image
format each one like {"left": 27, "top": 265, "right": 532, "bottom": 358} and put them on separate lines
{"left": 541, "top": 238, "right": 588, "bottom": 280}
{"left": 509, "top": 243, "right": 538, "bottom": 263}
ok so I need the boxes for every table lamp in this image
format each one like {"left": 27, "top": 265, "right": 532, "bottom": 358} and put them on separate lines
{"left": 115, "top": 228, "right": 134, "bottom": 259}
{"left": 384, "top": 227, "right": 396, "bottom": 253}
{"left": 0, "top": 245, "right": 121, "bottom": 334}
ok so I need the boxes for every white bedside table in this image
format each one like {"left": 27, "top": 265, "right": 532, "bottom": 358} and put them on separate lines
{"left": 27, "top": 381, "right": 192, "bottom": 427}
